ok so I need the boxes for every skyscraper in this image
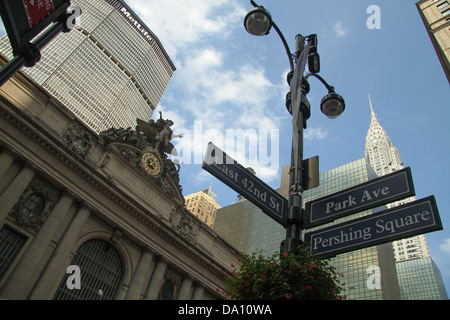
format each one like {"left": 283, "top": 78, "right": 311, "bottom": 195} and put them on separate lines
{"left": 0, "top": 0, "right": 176, "bottom": 133}
{"left": 416, "top": 0, "right": 450, "bottom": 84}
{"left": 184, "top": 187, "right": 221, "bottom": 229}
{"left": 364, "top": 96, "right": 447, "bottom": 299}
{"left": 365, "top": 95, "right": 429, "bottom": 262}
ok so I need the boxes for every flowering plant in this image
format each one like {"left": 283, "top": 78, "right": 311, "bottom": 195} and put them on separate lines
{"left": 222, "top": 247, "right": 345, "bottom": 300}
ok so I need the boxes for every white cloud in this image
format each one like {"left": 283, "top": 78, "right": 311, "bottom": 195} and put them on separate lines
{"left": 440, "top": 238, "right": 450, "bottom": 254}
{"left": 304, "top": 127, "right": 329, "bottom": 142}
{"left": 333, "top": 21, "right": 348, "bottom": 37}
{"left": 127, "top": 0, "right": 246, "bottom": 59}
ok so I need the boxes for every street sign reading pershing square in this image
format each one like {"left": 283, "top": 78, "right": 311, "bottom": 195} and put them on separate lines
{"left": 202, "top": 142, "right": 287, "bottom": 227}
{"left": 304, "top": 196, "right": 442, "bottom": 259}
{"left": 304, "top": 167, "right": 415, "bottom": 228}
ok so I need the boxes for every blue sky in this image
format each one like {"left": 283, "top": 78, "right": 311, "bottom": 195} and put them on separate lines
{"left": 123, "top": 0, "right": 450, "bottom": 294}
{"left": 2, "top": 0, "right": 449, "bottom": 296}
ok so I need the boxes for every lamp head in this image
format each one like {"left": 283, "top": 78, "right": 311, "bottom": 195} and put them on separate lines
{"left": 244, "top": 6, "right": 272, "bottom": 36}
{"left": 320, "top": 90, "right": 345, "bottom": 119}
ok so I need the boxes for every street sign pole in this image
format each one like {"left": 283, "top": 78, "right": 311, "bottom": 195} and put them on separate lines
{"left": 0, "top": 0, "right": 81, "bottom": 86}
{"left": 282, "top": 35, "right": 313, "bottom": 254}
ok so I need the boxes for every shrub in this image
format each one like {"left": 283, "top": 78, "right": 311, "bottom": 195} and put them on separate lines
{"left": 222, "top": 247, "right": 345, "bottom": 300}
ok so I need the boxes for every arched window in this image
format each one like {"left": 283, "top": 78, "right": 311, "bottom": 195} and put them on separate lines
{"left": 53, "top": 239, "right": 123, "bottom": 300}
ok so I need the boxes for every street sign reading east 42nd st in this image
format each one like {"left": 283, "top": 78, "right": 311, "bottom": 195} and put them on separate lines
{"left": 202, "top": 142, "right": 287, "bottom": 227}
{"left": 304, "top": 167, "right": 415, "bottom": 228}
{"left": 305, "top": 196, "right": 442, "bottom": 259}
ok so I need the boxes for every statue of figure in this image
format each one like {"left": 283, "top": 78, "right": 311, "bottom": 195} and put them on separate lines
{"left": 137, "top": 112, "right": 182, "bottom": 156}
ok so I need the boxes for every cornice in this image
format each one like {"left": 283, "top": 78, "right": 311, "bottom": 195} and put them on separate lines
{"left": 0, "top": 91, "right": 230, "bottom": 281}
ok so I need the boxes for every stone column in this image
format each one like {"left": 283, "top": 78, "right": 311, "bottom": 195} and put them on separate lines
{"left": 144, "top": 258, "right": 168, "bottom": 300}
{"left": 0, "top": 191, "right": 75, "bottom": 299}
{"left": 0, "top": 163, "right": 36, "bottom": 228}
{"left": 192, "top": 283, "right": 205, "bottom": 300}
{"left": 29, "top": 204, "right": 91, "bottom": 300}
{"left": 125, "top": 248, "right": 155, "bottom": 300}
{"left": 177, "top": 276, "right": 194, "bottom": 300}
{"left": 0, "top": 149, "right": 16, "bottom": 178}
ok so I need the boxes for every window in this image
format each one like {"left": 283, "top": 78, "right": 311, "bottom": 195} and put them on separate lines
{"left": 0, "top": 226, "right": 27, "bottom": 280}
{"left": 437, "top": 1, "right": 449, "bottom": 10}
{"left": 53, "top": 239, "right": 123, "bottom": 300}
{"left": 443, "top": 8, "right": 450, "bottom": 16}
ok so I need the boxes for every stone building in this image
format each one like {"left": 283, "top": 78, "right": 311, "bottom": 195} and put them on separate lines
{"left": 0, "top": 55, "right": 238, "bottom": 300}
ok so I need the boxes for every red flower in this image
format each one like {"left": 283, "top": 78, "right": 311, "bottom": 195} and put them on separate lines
{"left": 245, "top": 273, "right": 251, "bottom": 278}
{"left": 270, "top": 262, "right": 276, "bottom": 266}
{"left": 306, "top": 285, "right": 313, "bottom": 290}
{"left": 216, "top": 288, "right": 220, "bottom": 292}
{"left": 231, "top": 264, "right": 235, "bottom": 268}
{"left": 285, "top": 293, "right": 292, "bottom": 300}
{"left": 260, "top": 275, "right": 266, "bottom": 279}
{"left": 252, "top": 287, "right": 256, "bottom": 292}
{"left": 309, "top": 264, "right": 317, "bottom": 268}
{"left": 283, "top": 252, "right": 289, "bottom": 256}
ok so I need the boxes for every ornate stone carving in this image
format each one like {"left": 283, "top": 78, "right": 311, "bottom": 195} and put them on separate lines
{"left": 176, "top": 214, "right": 200, "bottom": 245}
{"left": 11, "top": 176, "right": 59, "bottom": 231}
{"left": 62, "top": 123, "right": 95, "bottom": 159}
{"left": 99, "top": 114, "right": 184, "bottom": 202}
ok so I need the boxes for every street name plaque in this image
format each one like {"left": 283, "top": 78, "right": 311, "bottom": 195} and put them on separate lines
{"left": 202, "top": 142, "right": 287, "bottom": 227}
{"left": 305, "top": 196, "right": 442, "bottom": 258}
{"left": 305, "top": 167, "right": 415, "bottom": 228}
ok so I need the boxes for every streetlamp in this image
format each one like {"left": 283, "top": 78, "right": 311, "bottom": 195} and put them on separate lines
{"left": 244, "top": 1, "right": 345, "bottom": 254}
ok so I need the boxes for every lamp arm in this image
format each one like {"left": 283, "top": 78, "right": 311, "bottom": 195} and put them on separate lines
{"left": 272, "top": 22, "right": 295, "bottom": 72}
{"left": 306, "top": 73, "right": 334, "bottom": 92}
{"left": 249, "top": 0, "right": 295, "bottom": 72}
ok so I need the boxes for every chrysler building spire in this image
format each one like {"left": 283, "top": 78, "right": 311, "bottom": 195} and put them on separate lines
{"left": 365, "top": 95, "right": 403, "bottom": 176}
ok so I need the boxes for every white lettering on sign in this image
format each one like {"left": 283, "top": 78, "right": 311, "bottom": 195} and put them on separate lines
{"left": 211, "top": 161, "right": 283, "bottom": 216}
{"left": 119, "top": 7, "right": 153, "bottom": 42}
{"left": 311, "top": 210, "right": 433, "bottom": 251}
{"left": 324, "top": 186, "right": 390, "bottom": 214}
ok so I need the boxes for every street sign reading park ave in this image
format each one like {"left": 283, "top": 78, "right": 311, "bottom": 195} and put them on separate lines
{"left": 304, "top": 196, "right": 442, "bottom": 259}
{"left": 202, "top": 142, "right": 287, "bottom": 227}
{"left": 304, "top": 167, "right": 415, "bottom": 228}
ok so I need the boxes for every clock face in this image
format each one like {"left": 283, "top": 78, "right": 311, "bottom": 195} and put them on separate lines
{"left": 141, "top": 152, "right": 161, "bottom": 176}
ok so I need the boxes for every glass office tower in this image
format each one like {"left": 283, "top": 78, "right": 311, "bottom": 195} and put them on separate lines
{"left": 214, "top": 158, "right": 401, "bottom": 300}
{"left": 0, "top": 0, "right": 175, "bottom": 133}
{"left": 396, "top": 257, "right": 448, "bottom": 299}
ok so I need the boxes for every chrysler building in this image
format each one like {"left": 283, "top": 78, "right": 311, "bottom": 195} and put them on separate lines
{"left": 365, "top": 95, "right": 403, "bottom": 176}
{"left": 364, "top": 95, "right": 429, "bottom": 262}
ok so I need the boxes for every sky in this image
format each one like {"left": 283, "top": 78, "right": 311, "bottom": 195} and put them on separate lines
{"left": 2, "top": 0, "right": 449, "bottom": 296}
{"left": 120, "top": 0, "right": 450, "bottom": 294}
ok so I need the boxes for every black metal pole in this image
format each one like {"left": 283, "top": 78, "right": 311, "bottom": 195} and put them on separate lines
{"left": 283, "top": 35, "right": 313, "bottom": 255}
